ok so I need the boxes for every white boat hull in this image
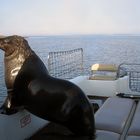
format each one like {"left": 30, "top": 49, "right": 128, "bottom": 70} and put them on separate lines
{"left": 70, "top": 75, "right": 137, "bottom": 97}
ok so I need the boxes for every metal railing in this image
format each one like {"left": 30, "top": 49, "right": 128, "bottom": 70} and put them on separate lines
{"left": 48, "top": 48, "right": 84, "bottom": 80}
{"left": 118, "top": 63, "right": 140, "bottom": 92}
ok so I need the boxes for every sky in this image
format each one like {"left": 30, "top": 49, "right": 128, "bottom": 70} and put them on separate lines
{"left": 0, "top": 0, "right": 140, "bottom": 36}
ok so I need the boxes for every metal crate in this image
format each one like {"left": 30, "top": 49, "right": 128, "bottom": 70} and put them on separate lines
{"left": 129, "top": 71, "right": 140, "bottom": 92}
{"left": 118, "top": 63, "right": 140, "bottom": 92}
{"left": 48, "top": 48, "right": 84, "bottom": 80}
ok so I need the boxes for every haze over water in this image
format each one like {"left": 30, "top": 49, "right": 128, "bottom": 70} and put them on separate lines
{"left": 0, "top": 34, "right": 140, "bottom": 104}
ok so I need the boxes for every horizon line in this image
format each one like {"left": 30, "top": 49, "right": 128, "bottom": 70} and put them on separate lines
{"left": 1, "top": 33, "right": 140, "bottom": 37}
{"left": 26, "top": 33, "right": 140, "bottom": 37}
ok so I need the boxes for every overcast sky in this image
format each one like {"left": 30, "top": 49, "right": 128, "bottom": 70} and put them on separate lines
{"left": 0, "top": 0, "right": 140, "bottom": 36}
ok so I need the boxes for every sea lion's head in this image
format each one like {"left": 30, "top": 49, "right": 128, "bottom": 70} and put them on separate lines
{"left": 0, "top": 35, "right": 34, "bottom": 113}
{"left": 0, "top": 35, "right": 32, "bottom": 58}
{"left": 0, "top": 35, "right": 33, "bottom": 89}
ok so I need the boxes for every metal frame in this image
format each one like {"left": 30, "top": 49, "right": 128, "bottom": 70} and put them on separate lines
{"left": 47, "top": 48, "right": 84, "bottom": 79}
{"left": 118, "top": 63, "right": 140, "bottom": 92}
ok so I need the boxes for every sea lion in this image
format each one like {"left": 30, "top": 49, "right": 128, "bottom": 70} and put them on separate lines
{"left": 0, "top": 35, "right": 95, "bottom": 138}
{"left": 0, "top": 35, "right": 33, "bottom": 113}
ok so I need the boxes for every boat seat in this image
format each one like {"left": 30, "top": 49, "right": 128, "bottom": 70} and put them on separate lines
{"left": 95, "top": 97, "right": 136, "bottom": 140}
{"left": 89, "top": 63, "right": 127, "bottom": 81}
{"left": 96, "top": 130, "right": 120, "bottom": 140}
{"left": 126, "top": 101, "right": 140, "bottom": 140}
{"left": 89, "top": 75, "right": 117, "bottom": 80}
{"left": 89, "top": 64, "right": 118, "bottom": 80}
{"left": 91, "top": 64, "right": 118, "bottom": 71}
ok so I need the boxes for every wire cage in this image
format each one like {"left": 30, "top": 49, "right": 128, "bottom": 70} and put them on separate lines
{"left": 129, "top": 71, "right": 140, "bottom": 92}
{"left": 118, "top": 63, "right": 140, "bottom": 92}
{"left": 47, "top": 48, "right": 84, "bottom": 80}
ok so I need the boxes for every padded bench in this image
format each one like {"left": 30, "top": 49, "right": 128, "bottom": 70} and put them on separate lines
{"left": 95, "top": 97, "right": 136, "bottom": 140}
{"left": 126, "top": 101, "right": 140, "bottom": 140}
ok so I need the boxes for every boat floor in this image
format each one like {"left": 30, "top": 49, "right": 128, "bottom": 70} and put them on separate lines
{"left": 29, "top": 122, "right": 91, "bottom": 140}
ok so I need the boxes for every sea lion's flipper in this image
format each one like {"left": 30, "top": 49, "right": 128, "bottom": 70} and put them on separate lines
{"left": 0, "top": 94, "right": 18, "bottom": 115}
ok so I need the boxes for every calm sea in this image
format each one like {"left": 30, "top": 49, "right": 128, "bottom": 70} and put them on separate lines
{"left": 0, "top": 35, "right": 140, "bottom": 104}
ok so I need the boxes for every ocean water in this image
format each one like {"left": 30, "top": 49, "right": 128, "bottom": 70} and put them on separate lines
{"left": 0, "top": 35, "right": 140, "bottom": 104}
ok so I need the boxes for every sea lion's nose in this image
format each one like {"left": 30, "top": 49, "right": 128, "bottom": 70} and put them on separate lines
{"left": 0, "top": 38, "right": 4, "bottom": 49}
{"left": 0, "top": 36, "right": 8, "bottom": 50}
{"left": 0, "top": 39, "right": 3, "bottom": 48}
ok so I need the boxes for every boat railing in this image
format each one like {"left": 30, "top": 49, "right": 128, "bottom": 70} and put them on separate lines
{"left": 118, "top": 63, "right": 140, "bottom": 92}
{"left": 47, "top": 48, "right": 84, "bottom": 80}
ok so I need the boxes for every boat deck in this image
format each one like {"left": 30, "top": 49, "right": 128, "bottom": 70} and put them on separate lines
{"left": 29, "top": 122, "right": 91, "bottom": 140}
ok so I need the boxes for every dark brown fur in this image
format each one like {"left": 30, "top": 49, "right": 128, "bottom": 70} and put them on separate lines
{"left": 0, "top": 35, "right": 95, "bottom": 138}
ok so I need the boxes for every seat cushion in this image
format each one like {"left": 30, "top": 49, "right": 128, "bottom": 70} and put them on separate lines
{"left": 128, "top": 101, "right": 140, "bottom": 135}
{"left": 96, "top": 130, "right": 120, "bottom": 140}
{"left": 95, "top": 97, "right": 135, "bottom": 134}
{"left": 126, "top": 136, "right": 140, "bottom": 140}
{"left": 126, "top": 101, "right": 140, "bottom": 140}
